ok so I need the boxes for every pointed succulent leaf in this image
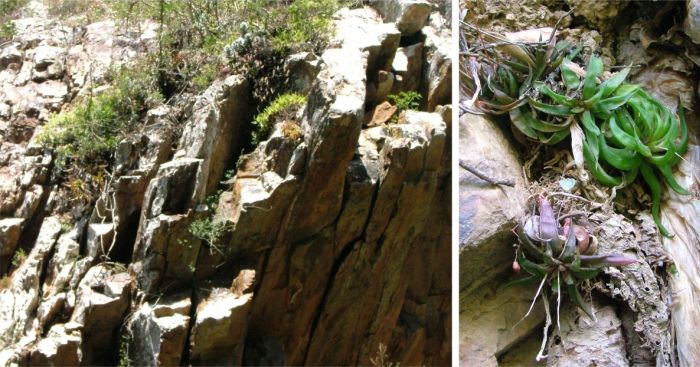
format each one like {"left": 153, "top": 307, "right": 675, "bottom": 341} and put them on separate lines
{"left": 583, "top": 55, "right": 604, "bottom": 100}
{"left": 640, "top": 162, "right": 671, "bottom": 237}
{"left": 560, "top": 60, "right": 581, "bottom": 90}
{"left": 599, "top": 67, "right": 631, "bottom": 97}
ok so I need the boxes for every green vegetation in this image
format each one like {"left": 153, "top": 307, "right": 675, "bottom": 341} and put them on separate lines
{"left": 509, "top": 196, "right": 635, "bottom": 319}
{"left": 190, "top": 218, "right": 228, "bottom": 245}
{"left": 37, "top": 0, "right": 339, "bottom": 207}
{"left": 466, "top": 34, "right": 689, "bottom": 236}
{"left": 0, "top": 0, "right": 27, "bottom": 42}
{"left": 252, "top": 93, "right": 306, "bottom": 143}
{"left": 388, "top": 91, "right": 422, "bottom": 117}
{"left": 39, "top": 63, "right": 162, "bottom": 169}
{"left": 10, "top": 248, "right": 26, "bottom": 268}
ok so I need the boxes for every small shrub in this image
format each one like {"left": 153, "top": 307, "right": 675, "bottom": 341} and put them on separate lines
{"left": 252, "top": 93, "right": 306, "bottom": 144}
{"left": 281, "top": 120, "right": 302, "bottom": 141}
{"left": 0, "top": 21, "right": 15, "bottom": 41}
{"left": 0, "top": 276, "right": 11, "bottom": 290}
{"left": 189, "top": 218, "right": 228, "bottom": 245}
{"left": 268, "top": 0, "right": 340, "bottom": 52}
{"left": 11, "top": 248, "right": 26, "bottom": 268}
{"left": 0, "top": 0, "right": 27, "bottom": 42}
{"left": 388, "top": 91, "right": 422, "bottom": 113}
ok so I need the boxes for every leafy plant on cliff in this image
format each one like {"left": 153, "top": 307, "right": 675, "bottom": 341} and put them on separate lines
{"left": 464, "top": 26, "right": 690, "bottom": 236}
{"left": 39, "top": 63, "right": 162, "bottom": 170}
{"left": 509, "top": 195, "right": 636, "bottom": 360}
{"left": 190, "top": 218, "right": 228, "bottom": 245}
{"left": 252, "top": 93, "right": 306, "bottom": 144}
{"left": 38, "top": 62, "right": 162, "bottom": 207}
{"left": 10, "top": 248, "right": 26, "bottom": 268}
{"left": 388, "top": 91, "right": 422, "bottom": 114}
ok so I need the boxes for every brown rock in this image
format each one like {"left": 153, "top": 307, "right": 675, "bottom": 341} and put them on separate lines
{"left": 189, "top": 289, "right": 253, "bottom": 366}
{"left": 366, "top": 101, "right": 398, "bottom": 127}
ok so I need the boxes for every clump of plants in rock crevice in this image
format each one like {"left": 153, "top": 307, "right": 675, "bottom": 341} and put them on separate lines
{"left": 462, "top": 22, "right": 690, "bottom": 237}
{"left": 509, "top": 194, "right": 636, "bottom": 360}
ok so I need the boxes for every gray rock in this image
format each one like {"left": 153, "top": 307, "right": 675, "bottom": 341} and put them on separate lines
{"left": 459, "top": 113, "right": 527, "bottom": 294}
{"left": 142, "top": 158, "right": 201, "bottom": 219}
{"left": 129, "top": 295, "right": 192, "bottom": 367}
{"left": 375, "top": 0, "right": 432, "bottom": 36}
{"left": 687, "top": 0, "right": 700, "bottom": 44}
{"left": 14, "top": 184, "right": 43, "bottom": 220}
{"left": 460, "top": 276, "right": 545, "bottom": 367}
{"left": 85, "top": 223, "right": 115, "bottom": 260}
{"left": 392, "top": 43, "right": 423, "bottom": 93}
{"left": 421, "top": 19, "right": 451, "bottom": 112}
{"left": 29, "top": 324, "right": 81, "bottom": 367}
{"left": 547, "top": 301, "right": 629, "bottom": 367}
{"left": 333, "top": 8, "right": 401, "bottom": 76}
{"left": 31, "top": 45, "right": 66, "bottom": 82}
{"left": 0, "top": 217, "right": 61, "bottom": 352}
{"left": 0, "top": 44, "right": 22, "bottom": 70}
{"left": 131, "top": 212, "right": 202, "bottom": 294}
{"left": 374, "top": 70, "right": 394, "bottom": 104}
{"left": 284, "top": 52, "right": 320, "bottom": 94}
{"left": 175, "top": 75, "right": 253, "bottom": 202}
{"left": 0, "top": 217, "right": 24, "bottom": 256}
{"left": 70, "top": 265, "right": 130, "bottom": 365}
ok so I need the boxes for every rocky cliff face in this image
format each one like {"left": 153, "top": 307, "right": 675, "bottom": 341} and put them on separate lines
{"left": 0, "top": 1, "right": 451, "bottom": 366}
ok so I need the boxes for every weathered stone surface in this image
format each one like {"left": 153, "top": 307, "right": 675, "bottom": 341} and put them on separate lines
{"left": 284, "top": 46, "right": 366, "bottom": 243}
{"left": 28, "top": 324, "right": 81, "bottom": 367}
{"left": 0, "top": 3, "right": 451, "bottom": 365}
{"left": 85, "top": 223, "right": 115, "bottom": 260}
{"left": 31, "top": 45, "right": 66, "bottom": 82}
{"left": 190, "top": 288, "right": 253, "bottom": 366}
{"left": 284, "top": 52, "right": 320, "bottom": 94}
{"left": 366, "top": 100, "right": 397, "bottom": 126}
{"left": 459, "top": 113, "right": 527, "bottom": 293}
{"left": 224, "top": 171, "right": 300, "bottom": 256}
{"left": 660, "top": 145, "right": 700, "bottom": 366}
{"left": 375, "top": 0, "right": 431, "bottom": 35}
{"left": 593, "top": 213, "right": 673, "bottom": 365}
{"left": 421, "top": 14, "right": 451, "bottom": 112}
{"left": 38, "top": 230, "right": 81, "bottom": 327}
{"left": 70, "top": 265, "right": 130, "bottom": 365}
{"left": 0, "top": 44, "right": 22, "bottom": 70}
{"left": 547, "top": 301, "right": 629, "bottom": 367}
{"left": 374, "top": 69, "right": 394, "bottom": 104}
{"left": 392, "top": 42, "right": 423, "bottom": 93}
{"left": 141, "top": 158, "right": 201, "bottom": 219}
{"left": 686, "top": 0, "right": 700, "bottom": 44}
{"left": 0, "top": 216, "right": 61, "bottom": 358}
{"left": 131, "top": 212, "right": 202, "bottom": 293}
{"left": 14, "top": 184, "right": 43, "bottom": 219}
{"left": 459, "top": 276, "right": 545, "bottom": 367}
{"left": 130, "top": 294, "right": 192, "bottom": 367}
{"left": 566, "top": 0, "right": 629, "bottom": 29}
{"left": 302, "top": 113, "right": 447, "bottom": 365}
{"left": 0, "top": 217, "right": 24, "bottom": 255}
{"left": 333, "top": 7, "right": 401, "bottom": 76}
{"left": 175, "top": 75, "right": 253, "bottom": 201}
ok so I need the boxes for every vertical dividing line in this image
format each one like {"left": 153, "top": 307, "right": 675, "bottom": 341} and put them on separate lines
{"left": 451, "top": 2, "right": 460, "bottom": 366}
